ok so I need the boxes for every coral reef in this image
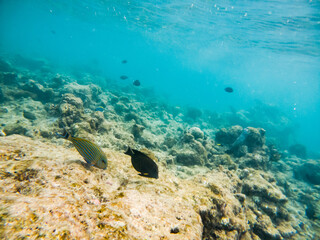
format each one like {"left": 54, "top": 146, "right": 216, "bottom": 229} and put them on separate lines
{"left": 294, "top": 161, "right": 320, "bottom": 185}
{"left": 2, "top": 136, "right": 318, "bottom": 239}
{"left": 0, "top": 135, "right": 209, "bottom": 239}
{"left": 0, "top": 57, "right": 319, "bottom": 239}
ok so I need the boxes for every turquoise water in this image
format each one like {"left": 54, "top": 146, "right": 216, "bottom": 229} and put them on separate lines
{"left": 0, "top": 0, "right": 319, "bottom": 152}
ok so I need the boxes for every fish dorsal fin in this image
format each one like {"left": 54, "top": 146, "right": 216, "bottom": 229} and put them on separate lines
{"left": 125, "top": 146, "right": 134, "bottom": 156}
{"left": 56, "top": 128, "right": 72, "bottom": 140}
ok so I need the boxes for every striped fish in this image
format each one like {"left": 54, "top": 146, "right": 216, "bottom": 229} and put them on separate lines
{"left": 57, "top": 129, "right": 108, "bottom": 170}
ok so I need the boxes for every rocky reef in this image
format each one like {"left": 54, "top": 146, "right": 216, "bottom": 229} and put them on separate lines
{"left": 1, "top": 135, "right": 318, "bottom": 239}
{"left": 0, "top": 57, "right": 319, "bottom": 239}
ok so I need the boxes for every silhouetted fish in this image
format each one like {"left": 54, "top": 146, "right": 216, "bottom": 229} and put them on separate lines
{"left": 124, "top": 147, "right": 159, "bottom": 179}
{"left": 133, "top": 80, "right": 141, "bottom": 86}
{"left": 56, "top": 129, "right": 108, "bottom": 169}
{"left": 122, "top": 60, "right": 127, "bottom": 64}
{"left": 120, "top": 75, "right": 128, "bottom": 80}
{"left": 224, "top": 87, "right": 233, "bottom": 93}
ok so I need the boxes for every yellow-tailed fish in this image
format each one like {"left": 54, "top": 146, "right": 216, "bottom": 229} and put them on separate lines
{"left": 124, "top": 147, "right": 158, "bottom": 179}
{"left": 57, "top": 129, "right": 107, "bottom": 169}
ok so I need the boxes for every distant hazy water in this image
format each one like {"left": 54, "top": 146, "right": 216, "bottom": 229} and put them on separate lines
{"left": 0, "top": 0, "right": 319, "bottom": 152}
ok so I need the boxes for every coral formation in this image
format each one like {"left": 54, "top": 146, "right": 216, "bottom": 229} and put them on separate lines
{"left": 2, "top": 135, "right": 317, "bottom": 239}
{"left": 0, "top": 57, "right": 319, "bottom": 239}
{"left": 294, "top": 161, "right": 320, "bottom": 185}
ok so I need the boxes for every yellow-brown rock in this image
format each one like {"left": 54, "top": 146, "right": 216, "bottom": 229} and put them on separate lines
{"left": 0, "top": 135, "right": 210, "bottom": 239}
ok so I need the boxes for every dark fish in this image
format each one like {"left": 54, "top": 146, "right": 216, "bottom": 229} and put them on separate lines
{"left": 120, "top": 75, "right": 128, "bottom": 80}
{"left": 133, "top": 80, "right": 141, "bottom": 86}
{"left": 122, "top": 60, "right": 127, "bottom": 64}
{"left": 56, "top": 129, "right": 108, "bottom": 169}
{"left": 124, "top": 147, "right": 158, "bottom": 179}
{"left": 224, "top": 87, "right": 233, "bottom": 93}
{"left": 51, "top": 30, "right": 56, "bottom": 34}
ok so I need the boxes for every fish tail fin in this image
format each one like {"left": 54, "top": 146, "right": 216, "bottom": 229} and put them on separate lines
{"left": 56, "top": 128, "right": 71, "bottom": 140}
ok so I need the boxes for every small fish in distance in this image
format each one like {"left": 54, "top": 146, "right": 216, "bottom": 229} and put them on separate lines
{"left": 124, "top": 147, "right": 159, "bottom": 179}
{"left": 120, "top": 75, "right": 128, "bottom": 80}
{"left": 224, "top": 87, "right": 233, "bottom": 93}
{"left": 122, "top": 60, "right": 127, "bottom": 64}
{"left": 56, "top": 129, "right": 108, "bottom": 170}
{"left": 95, "top": 106, "right": 104, "bottom": 112}
{"left": 133, "top": 80, "right": 141, "bottom": 86}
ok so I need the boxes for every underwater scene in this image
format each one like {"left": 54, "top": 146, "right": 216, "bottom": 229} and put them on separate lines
{"left": 0, "top": 0, "right": 320, "bottom": 239}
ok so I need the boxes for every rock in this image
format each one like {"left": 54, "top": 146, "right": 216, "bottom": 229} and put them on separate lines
{"left": 260, "top": 202, "right": 278, "bottom": 218}
{"left": 63, "top": 82, "right": 102, "bottom": 107}
{"left": 268, "top": 144, "right": 281, "bottom": 162}
{"left": 182, "top": 132, "right": 194, "bottom": 144}
{"left": 88, "top": 111, "right": 105, "bottom": 131}
{"left": 0, "top": 135, "right": 208, "bottom": 240}
{"left": 0, "top": 87, "right": 4, "bottom": 102}
{"left": 131, "top": 124, "right": 145, "bottom": 138}
{"left": 163, "top": 136, "right": 177, "bottom": 148}
{"left": 175, "top": 139, "right": 208, "bottom": 166}
{"left": 119, "top": 96, "right": 130, "bottom": 103}
{"left": 294, "top": 161, "right": 320, "bottom": 185}
{"left": 137, "top": 130, "right": 159, "bottom": 148}
{"left": 305, "top": 201, "right": 320, "bottom": 220}
{"left": 244, "top": 127, "right": 266, "bottom": 152}
{"left": 234, "top": 193, "right": 246, "bottom": 204}
{"left": 114, "top": 102, "right": 128, "bottom": 114}
{"left": 222, "top": 126, "right": 266, "bottom": 159}
{"left": 0, "top": 72, "right": 17, "bottom": 85}
{"left": 188, "top": 127, "right": 204, "bottom": 140}
{"left": 58, "top": 94, "right": 85, "bottom": 126}
{"left": 23, "top": 110, "right": 37, "bottom": 120}
{"left": 242, "top": 171, "right": 287, "bottom": 203}
{"left": 51, "top": 74, "right": 65, "bottom": 88}
{"left": 289, "top": 144, "right": 307, "bottom": 158}
{"left": 253, "top": 215, "right": 283, "bottom": 240}
{"left": 90, "top": 84, "right": 103, "bottom": 101}
{"left": 238, "top": 152, "right": 270, "bottom": 170}
{"left": 175, "top": 150, "right": 205, "bottom": 166}
{"left": 199, "top": 170, "right": 247, "bottom": 239}
{"left": 209, "top": 154, "right": 236, "bottom": 169}
{"left": 215, "top": 125, "right": 243, "bottom": 145}
{"left": 232, "top": 145, "right": 248, "bottom": 158}
{"left": 124, "top": 112, "right": 140, "bottom": 123}
{"left": 21, "top": 79, "right": 55, "bottom": 102}
{"left": 3, "top": 122, "right": 29, "bottom": 135}
{"left": 277, "top": 222, "right": 297, "bottom": 238}
{"left": 61, "top": 93, "right": 83, "bottom": 108}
